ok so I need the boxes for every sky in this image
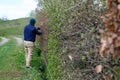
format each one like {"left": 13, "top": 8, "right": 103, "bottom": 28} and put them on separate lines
{"left": 0, "top": 0, "right": 37, "bottom": 20}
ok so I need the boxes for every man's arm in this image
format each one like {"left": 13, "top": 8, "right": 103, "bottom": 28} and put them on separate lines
{"left": 36, "top": 27, "right": 40, "bottom": 30}
{"left": 33, "top": 28, "right": 42, "bottom": 35}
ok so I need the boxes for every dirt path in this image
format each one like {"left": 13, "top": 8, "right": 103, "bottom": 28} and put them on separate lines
{"left": 0, "top": 37, "right": 9, "bottom": 46}
{"left": 13, "top": 37, "right": 23, "bottom": 46}
{"left": 0, "top": 36, "right": 23, "bottom": 46}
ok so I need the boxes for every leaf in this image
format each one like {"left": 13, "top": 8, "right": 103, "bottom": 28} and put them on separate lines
{"left": 99, "top": 36, "right": 111, "bottom": 57}
{"left": 114, "top": 37, "right": 120, "bottom": 47}
{"left": 117, "top": 4, "right": 120, "bottom": 10}
{"left": 94, "top": 65, "right": 103, "bottom": 73}
{"left": 99, "top": 29, "right": 104, "bottom": 34}
{"left": 68, "top": 55, "right": 73, "bottom": 61}
{"left": 104, "top": 73, "right": 113, "bottom": 80}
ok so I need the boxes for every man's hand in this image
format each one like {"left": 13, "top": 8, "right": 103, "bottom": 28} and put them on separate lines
{"left": 36, "top": 27, "right": 40, "bottom": 30}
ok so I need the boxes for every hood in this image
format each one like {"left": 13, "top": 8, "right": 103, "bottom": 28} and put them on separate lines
{"left": 29, "top": 18, "right": 36, "bottom": 26}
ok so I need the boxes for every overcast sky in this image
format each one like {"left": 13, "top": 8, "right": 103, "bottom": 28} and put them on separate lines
{"left": 0, "top": 0, "right": 37, "bottom": 20}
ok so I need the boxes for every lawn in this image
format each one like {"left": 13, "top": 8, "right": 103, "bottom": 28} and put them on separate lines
{"left": 0, "top": 38, "right": 42, "bottom": 80}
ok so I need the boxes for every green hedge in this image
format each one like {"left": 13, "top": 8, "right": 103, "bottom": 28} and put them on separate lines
{"left": 36, "top": 0, "right": 67, "bottom": 80}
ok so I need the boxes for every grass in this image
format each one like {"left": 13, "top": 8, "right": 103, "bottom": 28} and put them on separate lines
{"left": 0, "top": 18, "right": 29, "bottom": 36}
{"left": 0, "top": 37, "right": 2, "bottom": 41}
{"left": 46, "top": 34, "right": 63, "bottom": 80}
{"left": 0, "top": 38, "right": 42, "bottom": 80}
{"left": 115, "top": 67, "right": 120, "bottom": 79}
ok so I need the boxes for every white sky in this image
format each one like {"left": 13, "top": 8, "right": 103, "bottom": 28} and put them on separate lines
{"left": 0, "top": 0, "right": 37, "bottom": 20}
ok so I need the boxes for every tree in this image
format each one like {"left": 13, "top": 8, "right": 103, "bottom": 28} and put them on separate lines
{"left": 29, "top": 10, "right": 36, "bottom": 18}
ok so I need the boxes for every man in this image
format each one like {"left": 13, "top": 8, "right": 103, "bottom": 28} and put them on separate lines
{"left": 24, "top": 18, "right": 42, "bottom": 68}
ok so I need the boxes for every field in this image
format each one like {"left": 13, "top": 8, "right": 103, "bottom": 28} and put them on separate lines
{"left": 0, "top": 18, "right": 45, "bottom": 80}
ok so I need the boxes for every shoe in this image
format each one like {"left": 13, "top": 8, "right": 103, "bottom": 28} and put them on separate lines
{"left": 39, "top": 65, "right": 45, "bottom": 72}
{"left": 26, "top": 66, "right": 32, "bottom": 69}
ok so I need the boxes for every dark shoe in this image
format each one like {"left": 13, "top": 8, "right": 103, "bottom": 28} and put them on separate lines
{"left": 37, "top": 49, "right": 42, "bottom": 57}
{"left": 39, "top": 65, "right": 46, "bottom": 72}
{"left": 26, "top": 66, "right": 32, "bottom": 69}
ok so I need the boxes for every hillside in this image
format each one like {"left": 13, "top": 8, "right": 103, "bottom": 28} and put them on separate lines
{"left": 0, "top": 18, "right": 29, "bottom": 36}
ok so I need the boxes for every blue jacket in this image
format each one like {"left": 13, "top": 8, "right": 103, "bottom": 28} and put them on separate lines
{"left": 24, "top": 24, "right": 42, "bottom": 42}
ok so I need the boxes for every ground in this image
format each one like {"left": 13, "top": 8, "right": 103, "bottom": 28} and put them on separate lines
{"left": 0, "top": 36, "right": 42, "bottom": 80}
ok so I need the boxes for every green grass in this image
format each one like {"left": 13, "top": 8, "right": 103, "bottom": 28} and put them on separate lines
{"left": 0, "top": 37, "right": 2, "bottom": 41}
{"left": 46, "top": 34, "right": 63, "bottom": 80}
{"left": 115, "top": 67, "right": 120, "bottom": 79}
{"left": 0, "top": 38, "right": 42, "bottom": 80}
{"left": 0, "top": 18, "right": 29, "bottom": 36}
